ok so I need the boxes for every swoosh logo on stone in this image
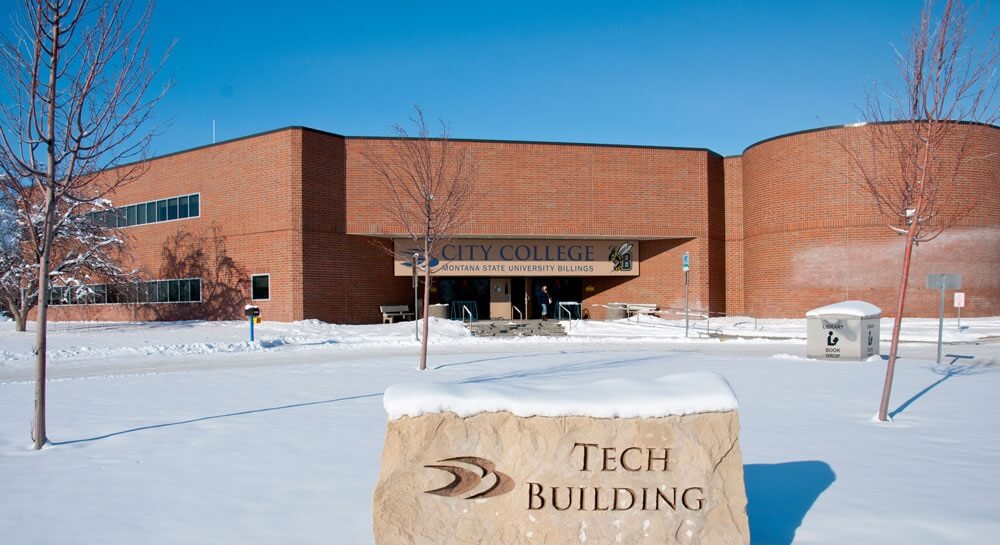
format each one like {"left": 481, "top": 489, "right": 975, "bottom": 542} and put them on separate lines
{"left": 424, "top": 456, "right": 515, "bottom": 499}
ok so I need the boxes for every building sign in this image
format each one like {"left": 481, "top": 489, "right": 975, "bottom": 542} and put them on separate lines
{"left": 393, "top": 239, "right": 640, "bottom": 277}
{"left": 373, "top": 408, "right": 749, "bottom": 544}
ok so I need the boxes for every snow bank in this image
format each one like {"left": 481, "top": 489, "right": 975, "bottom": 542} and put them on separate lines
{"left": 383, "top": 371, "right": 739, "bottom": 420}
{"left": 806, "top": 300, "right": 882, "bottom": 318}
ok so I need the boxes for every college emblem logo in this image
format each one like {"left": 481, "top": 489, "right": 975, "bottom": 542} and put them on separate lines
{"left": 424, "top": 456, "right": 515, "bottom": 499}
{"left": 608, "top": 242, "right": 634, "bottom": 272}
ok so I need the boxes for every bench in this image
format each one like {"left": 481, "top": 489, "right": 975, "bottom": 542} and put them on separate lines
{"left": 380, "top": 305, "right": 415, "bottom": 324}
{"left": 625, "top": 303, "right": 660, "bottom": 318}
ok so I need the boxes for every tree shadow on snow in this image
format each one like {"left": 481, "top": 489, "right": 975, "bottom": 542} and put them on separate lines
{"left": 744, "top": 461, "right": 835, "bottom": 545}
{"left": 48, "top": 392, "right": 382, "bottom": 446}
{"left": 889, "top": 358, "right": 998, "bottom": 418}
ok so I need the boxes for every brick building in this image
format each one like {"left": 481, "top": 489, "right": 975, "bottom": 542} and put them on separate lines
{"left": 39, "top": 122, "right": 1000, "bottom": 323}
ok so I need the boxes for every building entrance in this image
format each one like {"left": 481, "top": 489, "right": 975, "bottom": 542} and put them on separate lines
{"left": 438, "top": 277, "right": 583, "bottom": 320}
{"left": 524, "top": 277, "right": 583, "bottom": 319}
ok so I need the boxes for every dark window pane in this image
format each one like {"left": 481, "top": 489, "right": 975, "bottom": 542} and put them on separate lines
{"left": 117, "top": 208, "right": 127, "bottom": 228}
{"left": 126, "top": 205, "right": 137, "bottom": 226}
{"left": 95, "top": 285, "right": 107, "bottom": 304}
{"left": 167, "top": 198, "right": 178, "bottom": 220}
{"left": 190, "top": 279, "right": 201, "bottom": 302}
{"left": 157, "top": 281, "right": 169, "bottom": 303}
{"left": 168, "top": 280, "right": 180, "bottom": 302}
{"left": 147, "top": 202, "right": 157, "bottom": 223}
{"left": 178, "top": 196, "right": 189, "bottom": 219}
{"left": 188, "top": 194, "right": 200, "bottom": 217}
{"left": 157, "top": 200, "right": 167, "bottom": 222}
{"left": 136, "top": 204, "right": 146, "bottom": 225}
{"left": 252, "top": 275, "right": 269, "bottom": 300}
{"left": 179, "top": 279, "right": 190, "bottom": 302}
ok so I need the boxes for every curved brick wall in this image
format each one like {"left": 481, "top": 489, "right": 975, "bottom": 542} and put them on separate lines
{"left": 741, "top": 123, "right": 1000, "bottom": 318}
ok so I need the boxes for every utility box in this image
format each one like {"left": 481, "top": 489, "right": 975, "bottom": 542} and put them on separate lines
{"left": 806, "top": 301, "right": 881, "bottom": 361}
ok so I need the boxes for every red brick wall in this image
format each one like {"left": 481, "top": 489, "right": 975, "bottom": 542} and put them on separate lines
{"left": 345, "top": 138, "right": 718, "bottom": 319}
{"left": 34, "top": 122, "right": 998, "bottom": 324}
{"left": 723, "top": 156, "right": 745, "bottom": 316}
{"left": 742, "top": 123, "right": 1000, "bottom": 318}
{"left": 40, "top": 129, "right": 307, "bottom": 323}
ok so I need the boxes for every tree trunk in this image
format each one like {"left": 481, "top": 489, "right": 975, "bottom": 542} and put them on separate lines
{"left": 15, "top": 292, "right": 31, "bottom": 332}
{"left": 419, "top": 261, "right": 431, "bottom": 371}
{"left": 34, "top": 13, "right": 60, "bottom": 449}
{"left": 33, "top": 189, "right": 54, "bottom": 449}
{"left": 877, "top": 231, "right": 917, "bottom": 422}
{"left": 878, "top": 129, "right": 932, "bottom": 423}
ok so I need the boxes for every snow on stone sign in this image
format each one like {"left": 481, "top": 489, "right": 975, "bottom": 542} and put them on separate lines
{"left": 372, "top": 372, "right": 750, "bottom": 545}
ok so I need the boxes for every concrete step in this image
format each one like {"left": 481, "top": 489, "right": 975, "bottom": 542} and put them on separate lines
{"left": 466, "top": 319, "right": 567, "bottom": 337}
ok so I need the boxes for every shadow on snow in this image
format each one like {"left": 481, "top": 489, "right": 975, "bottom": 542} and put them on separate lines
{"left": 745, "top": 461, "right": 836, "bottom": 545}
{"left": 49, "top": 392, "right": 382, "bottom": 446}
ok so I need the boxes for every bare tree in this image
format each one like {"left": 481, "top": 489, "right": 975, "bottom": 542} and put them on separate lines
{"left": 0, "top": 194, "right": 132, "bottom": 331}
{"left": 364, "top": 107, "right": 478, "bottom": 371}
{"left": 844, "top": 0, "right": 998, "bottom": 422}
{"left": 0, "top": 0, "right": 169, "bottom": 449}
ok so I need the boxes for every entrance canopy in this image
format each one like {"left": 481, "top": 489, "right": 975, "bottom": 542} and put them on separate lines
{"left": 393, "top": 238, "right": 640, "bottom": 277}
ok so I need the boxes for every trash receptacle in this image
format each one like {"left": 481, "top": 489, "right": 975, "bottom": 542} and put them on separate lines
{"left": 606, "top": 303, "right": 627, "bottom": 321}
{"left": 806, "top": 301, "right": 881, "bottom": 361}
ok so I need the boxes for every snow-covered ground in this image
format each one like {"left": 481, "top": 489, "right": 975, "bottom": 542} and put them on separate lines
{"left": 1, "top": 318, "right": 999, "bottom": 544}
{"left": 2, "top": 314, "right": 995, "bottom": 372}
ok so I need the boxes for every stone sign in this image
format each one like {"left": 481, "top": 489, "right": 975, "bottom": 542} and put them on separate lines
{"left": 372, "top": 373, "right": 749, "bottom": 545}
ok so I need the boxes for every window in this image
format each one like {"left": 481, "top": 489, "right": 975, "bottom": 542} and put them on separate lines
{"left": 105, "top": 194, "right": 201, "bottom": 229}
{"left": 251, "top": 274, "right": 270, "bottom": 300}
{"left": 46, "top": 279, "right": 201, "bottom": 305}
{"left": 189, "top": 194, "right": 200, "bottom": 217}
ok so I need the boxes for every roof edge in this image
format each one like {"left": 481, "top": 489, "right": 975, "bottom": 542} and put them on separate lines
{"left": 742, "top": 120, "right": 1000, "bottom": 154}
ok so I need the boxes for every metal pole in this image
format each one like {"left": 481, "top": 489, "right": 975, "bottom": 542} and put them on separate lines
{"left": 957, "top": 306, "right": 961, "bottom": 331}
{"left": 684, "top": 270, "right": 690, "bottom": 338}
{"left": 249, "top": 315, "right": 254, "bottom": 342}
{"left": 937, "top": 284, "right": 945, "bottom": 364}
{"left": 413, "top": 253, "right": 419, "bottom": 341}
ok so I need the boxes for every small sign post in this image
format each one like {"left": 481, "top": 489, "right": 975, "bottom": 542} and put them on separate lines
{"left": 926, "top": 274, "right": 962, "bottom": 364}
{"left": 954, "top": 292, "right": 965, "bottom": 331}
{"left": 244, "top": 305, "right": 261, "bottom": 342}
{"left": 413, "top": 253, "right": 419, "bottom": 341}
{"left": 683, "top": 252, "right": 690, "bottom": 338}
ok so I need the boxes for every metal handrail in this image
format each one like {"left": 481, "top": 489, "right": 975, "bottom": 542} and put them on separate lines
{"left": 512, "top": 305, "right": 523, "bottom": 321}
{"left": 462, "top": 305, "right": 473, "bottom": 326}
{"left": 558, "top": 302, "right": 580, "bottom": 331}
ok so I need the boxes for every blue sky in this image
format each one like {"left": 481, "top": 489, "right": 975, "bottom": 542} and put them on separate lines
{"left": 119, "top": 1, "right": 998, "bottom": 156}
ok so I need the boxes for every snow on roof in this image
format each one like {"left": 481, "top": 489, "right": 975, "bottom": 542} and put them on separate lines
{"left": 383, "top": 371, "right": 739, "bottom": 420}
{"left": 806, "top": 300, "right": 882, "bottom": 318}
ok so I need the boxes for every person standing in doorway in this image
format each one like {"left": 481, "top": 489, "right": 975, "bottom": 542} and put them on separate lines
{"left": 536, "top": 284, "right": 553, "bottom": 320}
